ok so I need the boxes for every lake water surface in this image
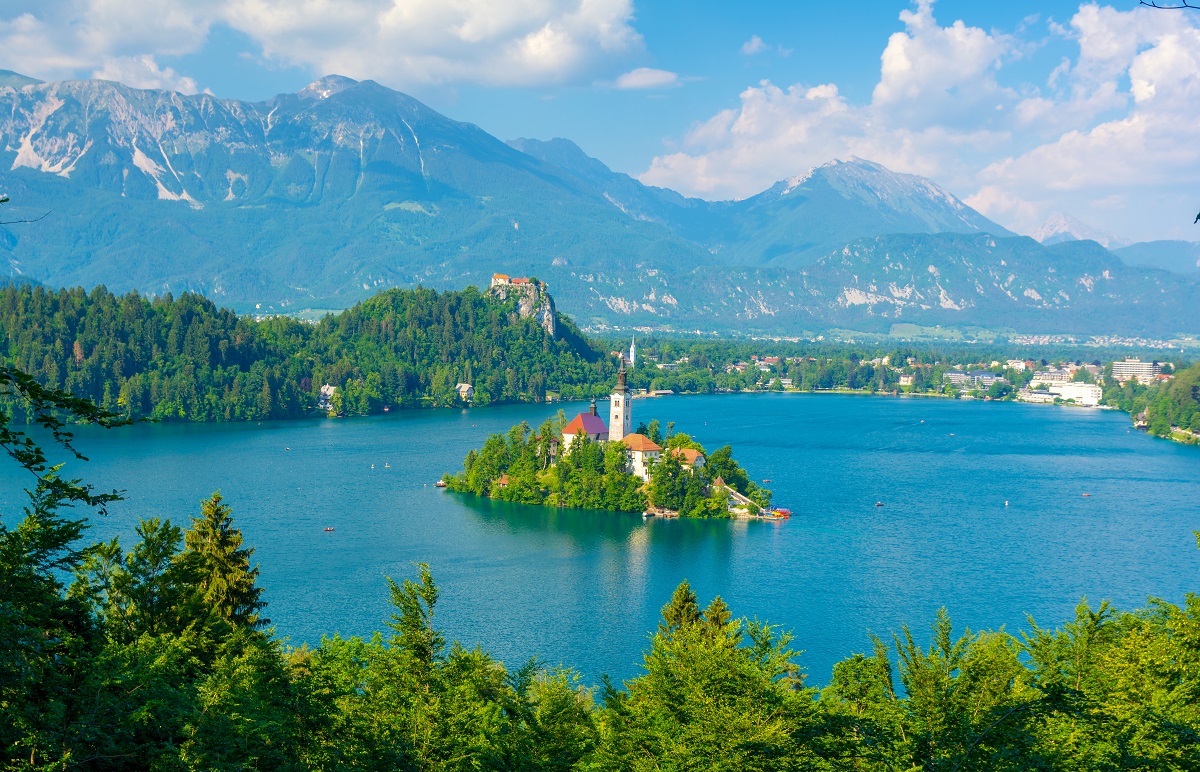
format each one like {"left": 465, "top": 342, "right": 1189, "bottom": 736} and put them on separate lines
{"left": 4, "top": 393, "right": 1198, "bottom": 685}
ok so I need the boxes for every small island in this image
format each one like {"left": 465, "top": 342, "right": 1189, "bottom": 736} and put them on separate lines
{"left": 444, "top": 356, "right": 776, "bottom": 519}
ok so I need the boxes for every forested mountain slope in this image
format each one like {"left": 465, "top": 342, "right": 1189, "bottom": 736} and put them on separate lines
{"left": 0, "top": 282, "right": 613, "bottom": 421}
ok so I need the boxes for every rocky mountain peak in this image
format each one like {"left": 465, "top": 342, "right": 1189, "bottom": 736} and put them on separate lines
{"left": 1033, "top": 212, "right": 1127, "bottom": 249}
{"left": 297, "top": 75, "right": 359, "bottom": 100}
{"left": 0, "top": 70, "right": 43, "bottom": 89}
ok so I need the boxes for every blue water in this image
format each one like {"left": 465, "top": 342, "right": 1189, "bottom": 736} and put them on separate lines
{"left": 3, "top": 394, "right": 1198, "bottom": 685}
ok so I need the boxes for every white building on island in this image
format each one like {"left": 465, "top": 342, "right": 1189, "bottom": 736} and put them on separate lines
{"left": 622, "top": 433, "right": 661, "bottom": 480}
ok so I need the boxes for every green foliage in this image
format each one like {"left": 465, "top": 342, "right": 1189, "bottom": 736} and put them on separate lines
{"left": 1144, "top": 362, "right": 1200, "bottom": 438}
{"left": 182, "top": 492, "right": 269, "bottom": 630}
{"left": 593, "top": 581, "right": 821, "bottom": 770}
{"left": 446, "top": 421, "right": 648, "bottom": 513}
{"left": 0, "top": 283, "right": 614, "bottom": 423}
{"left": 447, "top": 418, "right": 763, "bottom": 517}
{"left": 4, "top": 362, "right": 1200, "bottom": 769}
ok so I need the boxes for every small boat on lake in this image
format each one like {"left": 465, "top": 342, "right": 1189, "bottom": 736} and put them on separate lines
{"left": 434, "top": 480, "right": 448, "bottom": 488}
{"left": 323, "top": 527, "right": 335, "bottom": 532}
{"left": 875, "top": 501, "right": 884, "bottom": 507}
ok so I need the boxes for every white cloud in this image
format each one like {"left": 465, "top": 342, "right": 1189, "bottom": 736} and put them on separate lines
{"left": 93, "top": 55, "right": 202, "bottom": 94}
{"left": 740, "top": 35, "right": 767, "bottom": 55}
{"left": 614, "top": 67, "right": 679, "bottom": 90}
{"left": 640, "top": 1, "right": 1200, "bottom": 241}
{"left": 0, "top": 1, "right": 217, "bottom": 81}
{"left": 740, "top": 34, "right": 790, "bottom": 58}
{"left": 0, "top": 0, "right": 643, "bottom": 89}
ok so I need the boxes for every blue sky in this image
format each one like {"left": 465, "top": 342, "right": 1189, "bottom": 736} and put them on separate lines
{"left": 1, "top": 1, "right": 1198, "bottom": 242}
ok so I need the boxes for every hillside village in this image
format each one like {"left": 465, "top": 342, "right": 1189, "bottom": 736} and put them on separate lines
{"left": 636, "top": 347, "right": 1174, "bottom": 410}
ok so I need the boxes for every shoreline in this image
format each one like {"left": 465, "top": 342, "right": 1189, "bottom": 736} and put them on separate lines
{"left": 79, "top": 384, "right": 1193, "bottom": 448}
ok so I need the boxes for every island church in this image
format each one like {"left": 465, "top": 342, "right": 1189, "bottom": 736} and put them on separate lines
{"left": 560, "top": 360, "right": 685, "bottom": 482}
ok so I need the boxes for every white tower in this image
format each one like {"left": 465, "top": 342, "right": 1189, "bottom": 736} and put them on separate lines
{"left": 629, "top": 336, "right": 636, "bottom": 368}
{"left": 609, "top": 361, "right": 632, "bottom": 442}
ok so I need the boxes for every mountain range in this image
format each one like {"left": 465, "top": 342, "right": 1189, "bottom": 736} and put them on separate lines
{"left": 0, "top": 70, "right": 1196, "bottom": 336}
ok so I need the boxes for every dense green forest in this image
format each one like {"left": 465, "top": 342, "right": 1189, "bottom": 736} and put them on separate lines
{"left": 2, "top": 368, "right": 1198, "bottom": 770}
{"left": 444, "top": 415, "right": 768, "bottom": 517}
{"left": 1114, "top": 362, "right": 1200, "bottom": 439}
{"left": 2, "top": 281, "right": 1197, "bottom": 448}
{"left": 0, "top": 283, "right": 614, "bottom": 422}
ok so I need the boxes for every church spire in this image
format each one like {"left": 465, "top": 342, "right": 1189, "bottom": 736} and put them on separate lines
{"left": 609, "top": 358, "right": 631, "bottom": 442}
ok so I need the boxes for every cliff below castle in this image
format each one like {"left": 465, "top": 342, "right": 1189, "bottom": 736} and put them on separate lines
{"left": 488, "top": 279, "right": 556, "bottom": 337}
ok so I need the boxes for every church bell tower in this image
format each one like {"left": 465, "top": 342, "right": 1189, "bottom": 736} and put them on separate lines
{"left": 609, "top": 361, "right": 632, "bottom": 442}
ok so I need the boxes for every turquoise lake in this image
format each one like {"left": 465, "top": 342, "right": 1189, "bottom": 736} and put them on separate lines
{"left": 4, "top": 393, "right": 1199, "bottom": 685}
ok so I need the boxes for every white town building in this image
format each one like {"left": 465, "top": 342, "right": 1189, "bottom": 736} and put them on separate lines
{"left": 1052, "top": 382, "right": 1102, "bottom": 406}
{"left": 1111, "top": 358, "right": 1160, "bottom": 384}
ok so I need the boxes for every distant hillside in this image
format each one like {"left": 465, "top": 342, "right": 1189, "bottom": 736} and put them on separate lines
{"left": 0, "top": 73, "right": 1195, "bottom": 335}
{"left": 1114, "top": 241, "right": 1200, "bottom": 274}
{"left": 0, "top": 282, "right": 614, "bottom": 421}
{"left": 790, "top": 234, "right": 1200, "bottom": 334}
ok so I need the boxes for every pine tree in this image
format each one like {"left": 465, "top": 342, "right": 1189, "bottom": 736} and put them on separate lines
{"left": 658, "top": 580, "right": 701, "bottom": 635}
{"left": 386, "top": 562, "right": 444, "bottom": 668}
{"left": 182, "top": 492, "right": 268, "bottom": 629}
{"left": 703, "top": 596, "right": 733, "bottom": 638}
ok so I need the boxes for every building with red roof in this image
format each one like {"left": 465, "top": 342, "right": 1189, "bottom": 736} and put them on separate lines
{"left": 621, "top": 433, "right": 661, "bottom": 480}
{"left": 561, "top": 399, "right": 609, "bottom": 452}
{"left": 670, "top": 447, "right": 705, "bottom": 469}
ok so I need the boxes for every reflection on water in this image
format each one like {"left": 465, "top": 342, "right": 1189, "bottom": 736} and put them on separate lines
{"left": 1, "top": 393, "right": 1197, "bottom": 684}
{"left": 455, "top": 493, "right": 645, "bottom": 546}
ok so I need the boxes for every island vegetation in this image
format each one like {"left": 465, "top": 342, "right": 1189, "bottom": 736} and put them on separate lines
{"left": 444, "top": 415, "right": 769, "bottom": 517}
{"left": 2, "top": 368, "right": 1198, "bottom": 770}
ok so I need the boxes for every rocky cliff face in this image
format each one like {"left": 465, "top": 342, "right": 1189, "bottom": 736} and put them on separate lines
{"left": 489, "top": 282, "right": 556, "bottom": 337}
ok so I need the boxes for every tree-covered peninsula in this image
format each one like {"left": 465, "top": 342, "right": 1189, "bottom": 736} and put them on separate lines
{"left": 3, "top": 370, "right": 1199, "bottom": 769}
{"left": 0, "top": 281, "right": 615, "bottom": 421}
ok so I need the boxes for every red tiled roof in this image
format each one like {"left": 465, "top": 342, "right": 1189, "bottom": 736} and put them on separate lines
{"left": 563, "top": 413, "right": 608, "bottom": 436}
{"left": 511, "top": 277, "right": 530, "bottom": 284}
{"left": 492, "top": 273, "right": 509, "bottom": 279}
{"left": 671, "top": 447, "right": 704, "bottom": 465}
{"left": 497, "top": 474, "right": 510, "bottom": 486}
{"left": 622, "top": 433, "right": 662, "bottom": 452}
